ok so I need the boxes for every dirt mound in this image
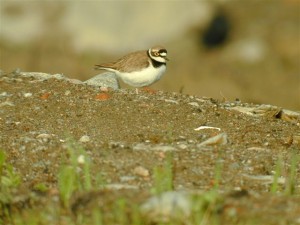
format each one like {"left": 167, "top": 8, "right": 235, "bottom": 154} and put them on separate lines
{"left": 0, "top": 72, "right": 299, "bottom": 224}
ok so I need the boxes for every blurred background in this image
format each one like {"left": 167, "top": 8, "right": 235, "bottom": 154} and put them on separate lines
{"left": 0, "top": 0, "right": 299, "bottom": 110}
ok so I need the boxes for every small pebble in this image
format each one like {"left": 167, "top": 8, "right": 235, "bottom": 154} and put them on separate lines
{"left": 151, "top": 145, "right": 176, "bottom": 152}
{"left": 36, "top": 133, "right": 52, "bottom": 141}
{"left": 79, "top": 135, "right": 90, "bottom": 143}
{"left": 133, "top": 166, "right": 150, "bottom": 177}
{"left": 77, "top": 154, "right": 85, "bottom": 164}
{"left": 0, "top": 92, "right": 9, "bottom": 97}
{"left": 164, "top": 99, "right": 179, "bottom": 104}
{"left": 23, "top": 93, "right": 33, "bottom": 98}
{"left": 120, "top": 176, "right": 135, "bottom": 182}
{"left": 64, "top": 90, "right": 71, "bottom": 96}
{"left": 100, "top": 87, "right": 109, "bottom": 92}
{"left": 188, "top": 102, "right": 199, "bottom": 107}
{"left": 178, "top": 144, "right": 188, "bottom": 150}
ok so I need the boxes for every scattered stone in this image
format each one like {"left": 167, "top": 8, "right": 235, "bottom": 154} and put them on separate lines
{"left": 188, "top": 102, "right": 200, "bottom": 107}
{"left": 293, "top": 135, "right": 300, "bottom": 146}
{"left": 164, "top": 99, "right": 179, "bottom": 104}
{"left": 157, "top": 151, "right": 166, "bottom": 159}
{"left": 13, "top": 71, "right": 83, "bottom": 85}
{"left": 95, "top": 93, "right": 110, "bottom": 101}
{"left": 187, "top": 139, "right": 195, "bottom": 144}
{"left": 109, "top": 141, "right": 126, "bottom": 149}
{"left": 79, "top": 135, "right": 90, "bottom": 143}
{"left": 64, "top": 90, "right": 71, "bottom": 96}
{"left": 36, "top": 133, "right": 52, "bottom": 138}
{"left": 40, "top": 93, "right": 51, "bottom": 100}
{"left": 120, "top": 176, "right": 135, "bottom": 182}
{"left": 0, "top": 101, "right": 15, "bottom": 107}
{"left": 23, "top": 93, "right": 33, "bottom": 98}
{"left": 133, "top": 144, "right": 177, "bottom": 152}
{"left": 178, "top": 143, "right": 188, "bottom": 150}
{"left": 99, "top": 86, "right": 109, "bottom": 92}
{"left": 20, "top": 72, "right": 65, "bottom": 81}
{"left": 105, "top": 183, "right": 138, "bottom": 190}
{"left": 247, "top": 147, "right": 269, "bottom": 151}
{"left": 140, "top": 191, "right": 192, "bottom": 223}
{"left": 36, "top": 133, "right": 53, "bottom": 142}
{"left": 151, "top": 145, "right": 176, "bottom": 152}
{"left": 77, "top": 154, "right": 85, "bottom": 164}
{"left": 177, "top": 136, "right": 187, "bottom": 141}
{"left": 66, "top": 78, "right": 83, "bottom": 84}
{"left": 242, "top": 174, "right": 286, "bottom": 185}
{"left": 84, "top": 72, "right": 119, "bottom": 90}
{"left": 0, "top": 92, "right": 10, "bottom": 97}
{"left": 133, "top": 143, "right": 150, "bottom": 151}
{"left": 229, "top": 105, "right": 300, "bottom": 122}
{"left": 133, "top": 166, "right": 150, "bottom": 177}
{"left": 197, "top": 133, "right": 228, "bottom": 147}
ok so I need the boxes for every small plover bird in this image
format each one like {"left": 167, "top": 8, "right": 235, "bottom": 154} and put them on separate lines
{"left": 95, "top": 46, "right": 169, "bottom": 89}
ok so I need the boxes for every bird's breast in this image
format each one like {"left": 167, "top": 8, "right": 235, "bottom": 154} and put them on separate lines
{"left": 116, "top": 64, "right": 166, "bottom": 87}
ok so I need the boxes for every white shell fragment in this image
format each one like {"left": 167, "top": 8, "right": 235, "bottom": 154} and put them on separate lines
{"left": 164, "top": 99, "right": 179, "bottom": 104}
{"left": 197, "top": 133, "right": 228, "bottom": 147}
{"left": 194, "top": 126, "right": 221, "bottom": 131}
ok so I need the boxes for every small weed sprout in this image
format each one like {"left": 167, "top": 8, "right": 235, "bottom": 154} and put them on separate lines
{"left": 285, "top": 149, "right": 299, "bottom": 196}
{"left": 0, "top": 151, "right": 21, "bottom": 219}
{"left": 271, "top": 155, "right": 283, "bottom": 193}
{"left": 151, "top": 152, "right": 174, "bottom": 195}
{"left": 58, "top": 139, "right": 92, "bottom": 207}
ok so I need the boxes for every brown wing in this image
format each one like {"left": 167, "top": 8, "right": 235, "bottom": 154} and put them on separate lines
{"left": 95, "top": 50, "right": 150, "bottom": 73}
{"left": 94, "top": 62, "right": 118, "bottom": 71}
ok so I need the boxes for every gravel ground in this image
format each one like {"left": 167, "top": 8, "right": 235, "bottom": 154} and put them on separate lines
{"left": 0, "top": 72, "right": 300, "bottom": 224}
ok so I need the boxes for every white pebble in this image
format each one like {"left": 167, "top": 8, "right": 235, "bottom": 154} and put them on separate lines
{"left": 23, "top": 93, "right": 33, "bottom": 98}
{"left": 77, "top": 154, "right": 85, "bottom": 164}
{"left": 188, "top": 102, "right": 199, "bottom": 107}
{"left": 133, "top": 166, "right": 150, "bottom": 177}
{"left": 79, "top": 135, "right": 90, "bottom": 143}
{"left": 64, "top": 90, "right": 71, "bottom": 96}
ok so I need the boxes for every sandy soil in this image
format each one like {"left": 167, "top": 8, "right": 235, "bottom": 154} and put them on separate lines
{"left": 0, "top": 72, "right": 300, "bottom": 225}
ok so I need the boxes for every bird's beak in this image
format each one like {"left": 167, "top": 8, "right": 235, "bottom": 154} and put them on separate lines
{"left": 165, "top": 57, "right": 169, "bottom": 61}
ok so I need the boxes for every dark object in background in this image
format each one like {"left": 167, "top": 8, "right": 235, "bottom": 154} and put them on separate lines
{"left": 202, "top": 11, "right": 230, "bottom": 48}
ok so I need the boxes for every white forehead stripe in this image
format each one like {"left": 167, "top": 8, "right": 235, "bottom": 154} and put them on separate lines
{"left": 160, "top": 52, "right": 167, "bottom": 56}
